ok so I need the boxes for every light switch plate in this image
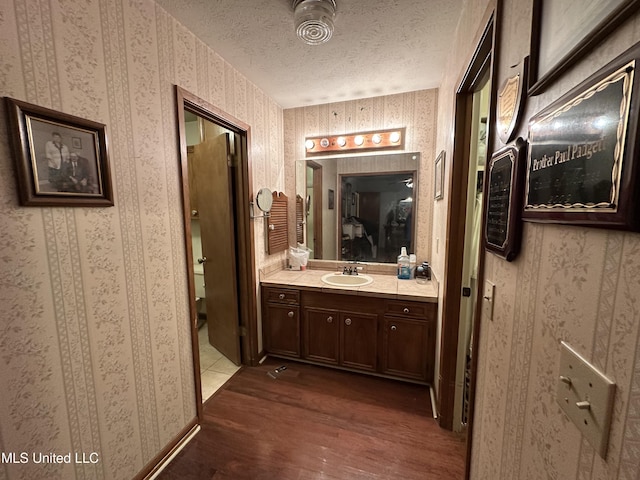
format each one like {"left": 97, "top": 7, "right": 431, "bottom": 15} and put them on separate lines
{"left": 557, "top": 341, "right": 616, "bottom": 458}
{"left": 482, "top": 280, "right": 495, "bottom": 321}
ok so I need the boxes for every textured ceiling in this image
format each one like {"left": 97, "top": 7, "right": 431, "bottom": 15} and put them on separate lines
{"left": 155, "top": 0, "right": 464, "bottom": 108}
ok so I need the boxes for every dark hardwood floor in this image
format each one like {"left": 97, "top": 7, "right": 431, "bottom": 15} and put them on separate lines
{"left": 158, "top": 357, "right": 466, "bottom": 479}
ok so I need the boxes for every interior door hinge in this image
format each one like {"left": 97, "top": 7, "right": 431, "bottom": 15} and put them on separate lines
{"left": 228, "top": 154, "right": 237, "bottom": 167}
{"left": 239, "top": 325, "right": 248, "bottom": 337}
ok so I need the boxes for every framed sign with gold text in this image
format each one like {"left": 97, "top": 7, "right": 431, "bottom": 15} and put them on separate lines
{"left": 485, "top": 138, "right": 526, "bottom": 261}
{"left": 524, "top": 42, "right": 640, "bottom": 231}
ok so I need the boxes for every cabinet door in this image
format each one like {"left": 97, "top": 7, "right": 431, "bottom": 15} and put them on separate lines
{"left": 264, "top": 304, "right": 300, "bottom": 358}
{"left": 382, "top": 317, "right": 431, "bottom": 382}
{"left": 304, "top": 308, "right": 339, "bottom": 365}
{"left": 340, "top": 312, "right": 377, "bottom": 372}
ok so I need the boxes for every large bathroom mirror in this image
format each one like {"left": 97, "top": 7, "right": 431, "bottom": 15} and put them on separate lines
{"left": 295, "top": 152, "right": 419, "bottom": 263}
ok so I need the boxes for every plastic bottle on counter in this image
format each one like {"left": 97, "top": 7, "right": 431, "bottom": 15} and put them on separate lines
{"left": 409, "top": 254, "right": 417, "bottom": 279}
{"left": 397, "top": 247, "right": 411, "bottom": 279}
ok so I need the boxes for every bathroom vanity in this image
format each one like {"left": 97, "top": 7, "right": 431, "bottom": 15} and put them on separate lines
{"left": 261, "top": 269, "right": 437, "bottom": 384}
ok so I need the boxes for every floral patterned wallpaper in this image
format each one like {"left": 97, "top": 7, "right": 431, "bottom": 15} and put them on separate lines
{"left": 0, "top": 0, "right": 283, "bottom": 479}
{"left": 436, "top": 0, "right": 640, "bottom": 478}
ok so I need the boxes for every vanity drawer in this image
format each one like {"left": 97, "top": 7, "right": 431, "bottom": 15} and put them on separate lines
{"left": 385, "top": 300, "right": 432, "bottom": 319}
{"left": 265, "top": 287, "right": 300, "bottom": 305}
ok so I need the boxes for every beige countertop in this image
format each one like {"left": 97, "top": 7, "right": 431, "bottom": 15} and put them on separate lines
{"left": 260, "top": 268, "right": 438, "bottom": 303}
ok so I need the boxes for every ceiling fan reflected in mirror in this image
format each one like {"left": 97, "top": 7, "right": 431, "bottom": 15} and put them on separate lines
{"left": 387, "top": 177, "right": 414, "bottom": 188}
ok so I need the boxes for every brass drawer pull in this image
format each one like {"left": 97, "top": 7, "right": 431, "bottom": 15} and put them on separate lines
{"left": 279, "top": 293, "right": 285, "bottom": 299}
{"left": 403, "top": 307, "right": 410, "bottom": 314}
{"left": 288, "top": 311, "right": 294, "bottom": 317}
{"left": 327, "top": 316, "right": 333, "bottom": 323}
{"left": 391, "top": 325, "right": 397, "bottom": 331}
{"left": 345, "top": 318, "right": 352, "bottom": 326}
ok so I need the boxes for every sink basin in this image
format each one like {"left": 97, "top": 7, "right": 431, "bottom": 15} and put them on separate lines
{"left": 321, "top": 272, "right": 373, "bottom": 287}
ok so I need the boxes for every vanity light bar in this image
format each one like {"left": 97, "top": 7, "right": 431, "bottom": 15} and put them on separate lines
{"left": 304, "top": 128, "right": 406, "bottom": 156}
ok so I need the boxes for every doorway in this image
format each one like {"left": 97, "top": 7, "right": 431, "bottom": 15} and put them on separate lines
{"left": 306, "top": 161, "right": 323, "bottom": 259}
{"left": 455, "top": 77, "right": 490, "bottom": 428}
{"left": 176, "top": 87, "right": 259, "bottom": 419}
{"left": 437, "top": 7, "right": 497, "bottom": 478}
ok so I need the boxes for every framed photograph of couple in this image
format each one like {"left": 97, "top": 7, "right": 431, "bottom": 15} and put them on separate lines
{"left": 5, "top": 97, "right": 114, "bottom": 207}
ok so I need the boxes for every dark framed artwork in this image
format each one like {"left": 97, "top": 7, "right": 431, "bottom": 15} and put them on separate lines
{"left": 484, "top": 138, "right": 527, "bottom": 261}
{"left": 5, "top": 97, "right": 114, "bottom": 207}
{"left": 524, "top": 42, "right": 640, "bottom": 231}
{"left": 434, "top": 150, "right": 445, "bottom": 200}
{"left": 528, "top": 0, "right": 640, "bottom": 95}
{"left": 328, "top": 189, "right": 335, "bottom": 209}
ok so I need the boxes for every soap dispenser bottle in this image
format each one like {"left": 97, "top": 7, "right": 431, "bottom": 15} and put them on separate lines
{"left": 397, "top": 246, "right": 411, "bottom": 279}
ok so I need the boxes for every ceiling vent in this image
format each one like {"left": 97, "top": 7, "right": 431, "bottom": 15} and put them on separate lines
{"left": 292, "top": 0, "right": 337, "bottom": 45}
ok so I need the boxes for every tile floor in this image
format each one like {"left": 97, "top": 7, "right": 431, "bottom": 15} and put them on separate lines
{"left": 198, "top": 323, "right": 241, "bottom": 401}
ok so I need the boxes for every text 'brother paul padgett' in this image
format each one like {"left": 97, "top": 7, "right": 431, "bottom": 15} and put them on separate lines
{"left": 1, "top": 451, "right": 99, "bottom": 464}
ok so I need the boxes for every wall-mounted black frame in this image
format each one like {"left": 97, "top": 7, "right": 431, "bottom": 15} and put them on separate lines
{"left": 524, "top": 42, "right": 640, "bottom": 231}
{"left": 528, "top": 0, "right": 640, "bottom": 95}
{"left": 484, "top": 138, "right": 526, "bottom": 261}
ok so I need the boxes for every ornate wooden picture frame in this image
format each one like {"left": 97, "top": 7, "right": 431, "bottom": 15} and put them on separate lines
{"left": 6, "top": 97, "right": 113, "bottom": 207}
{"left": 523, "top": 42, "right": 640, "bottom": 231}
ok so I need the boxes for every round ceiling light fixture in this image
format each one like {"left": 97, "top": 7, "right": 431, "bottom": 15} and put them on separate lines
{"left": 292, "top": 0, "right": 337, "bottom": 45}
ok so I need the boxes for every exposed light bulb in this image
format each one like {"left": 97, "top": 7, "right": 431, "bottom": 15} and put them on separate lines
{"left": 354, "top": 135, "right": 364, "bottom": 146}
{"left": 305, "top": 139, "right": 315, "bottom": 150}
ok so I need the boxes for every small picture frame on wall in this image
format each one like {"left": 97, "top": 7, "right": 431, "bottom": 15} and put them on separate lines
{"left": 5, "top": 97, "right": 114, "bottom": 207}
{"left": 434, "top": 150, "right": 445, "bottom": 200}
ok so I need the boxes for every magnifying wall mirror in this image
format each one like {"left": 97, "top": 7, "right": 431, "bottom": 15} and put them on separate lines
{"left": 296, "top": 152, "right": 419, "bottom": 263}
{"left": 256, "top": 187, "right": 273, "bottom": 212}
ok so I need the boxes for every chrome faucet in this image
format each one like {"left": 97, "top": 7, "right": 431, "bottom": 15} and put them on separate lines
{"left": 342, "top": 265, "right": 360, "bottom": 275}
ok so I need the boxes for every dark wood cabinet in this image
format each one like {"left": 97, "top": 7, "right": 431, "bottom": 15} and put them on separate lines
{"left": 304, "top": 307, "right": 339, "bottom": 365}
{"left": 382, "top": 317, "right": 431, "bottom": 381}
{"left": 262, "top": 285, "right": 435, "bottom": 384}
{"left": 340, "top": 311, "right": 377, "bottom": 372}
{"left": 303, "top": 307, "right": 377, "bottom": 372}
{"left": 262, "top": 288, "right": 300, "bottom": 358}
{"left": 381, "top": 300, "right": 436, "bottom": 383}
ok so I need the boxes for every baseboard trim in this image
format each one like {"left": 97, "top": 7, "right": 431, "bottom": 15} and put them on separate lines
{"left": 430, "top": 386, "right": 438, "bottom": 419}
{"left": 134, "top": 418, "right": 200, "bottom": 480}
